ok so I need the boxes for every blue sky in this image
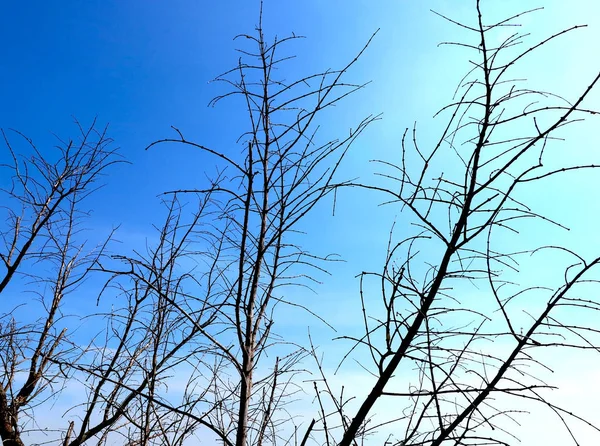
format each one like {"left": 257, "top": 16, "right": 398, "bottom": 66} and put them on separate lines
{"left": 2, "top": 0, "right": 598, "bottom": 238}
{"left": 2, "top": 0, "right": 600, "bottom": 444}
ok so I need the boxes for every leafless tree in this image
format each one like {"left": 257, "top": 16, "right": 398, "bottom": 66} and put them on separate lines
{"left": 0, "top": 120, "right": 118, "bottom": 446}
{"left": 41, "top": 9, "right": 377, "bottom": 446}
{"left": 310, "top": 3, "right": 600, "bottom": 446}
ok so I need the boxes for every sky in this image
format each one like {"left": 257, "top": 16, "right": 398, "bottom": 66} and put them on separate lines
{"left": 2, "top": 0, "right": 600, "bottom": 445}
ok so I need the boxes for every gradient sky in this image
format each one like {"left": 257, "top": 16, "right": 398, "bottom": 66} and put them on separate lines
{"left": 2, "top": 1, "right": 600, "bottom": 444}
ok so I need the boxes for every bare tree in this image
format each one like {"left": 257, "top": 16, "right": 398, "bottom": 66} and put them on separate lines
{"left": 42, "top": 10, "right": 377, "bottom": 446}
{"left": 132, "top": 15, "right": 375, "bottom": 445}
{"left": 0, "top": 120, "right": 118, "bottom": 446}
{"left": 310, "top": 3, "right": 600, "bottom": 446}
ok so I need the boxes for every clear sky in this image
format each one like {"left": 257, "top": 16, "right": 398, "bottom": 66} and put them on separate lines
{"left": 2, "top": 1, "right": 600, "bottom": 445}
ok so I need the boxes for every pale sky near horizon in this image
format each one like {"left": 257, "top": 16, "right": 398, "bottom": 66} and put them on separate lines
{"left": 2, "top": 1, "right": 600, "bottom": 445}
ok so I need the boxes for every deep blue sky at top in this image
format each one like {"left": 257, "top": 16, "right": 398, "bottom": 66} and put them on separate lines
{"left": 0, "top": 0, "right": 449, "bottom": 262}
{"left": 2, "top": 0, "right": 599, "bottom": 296}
